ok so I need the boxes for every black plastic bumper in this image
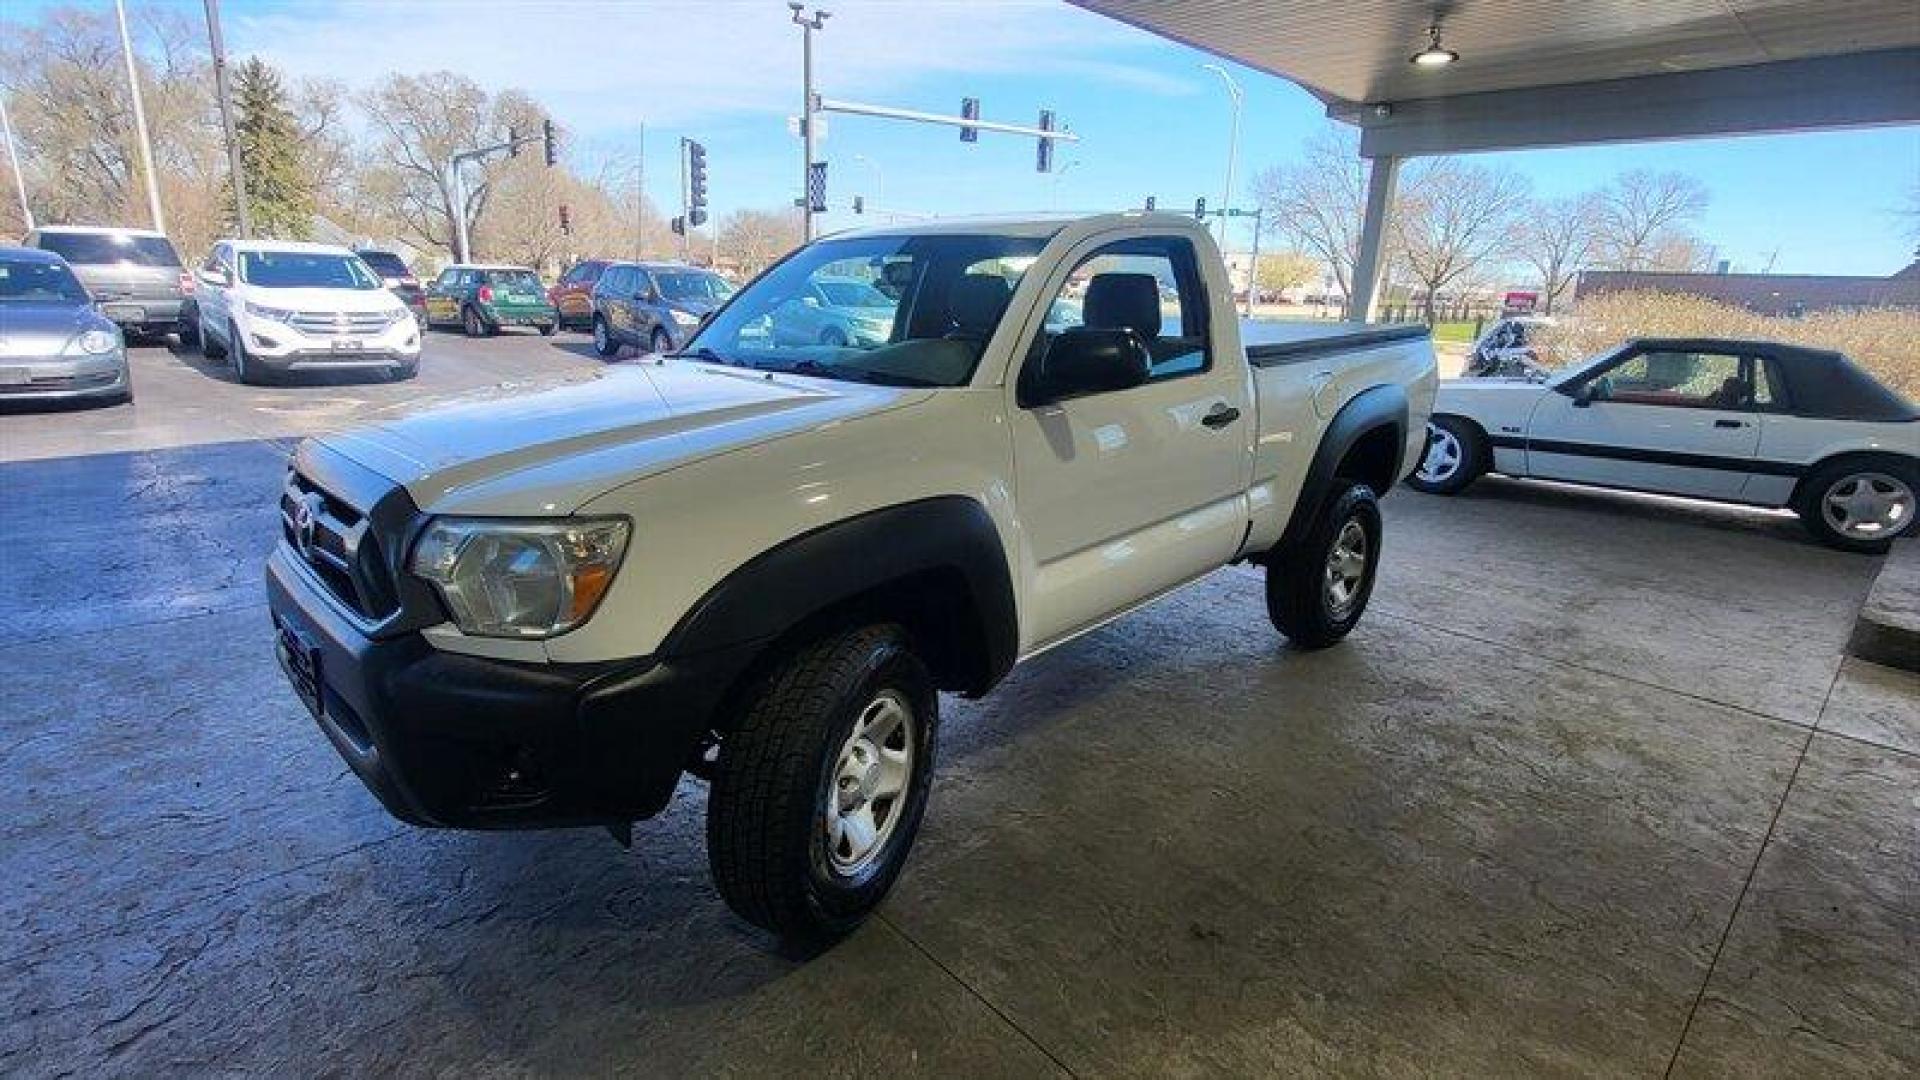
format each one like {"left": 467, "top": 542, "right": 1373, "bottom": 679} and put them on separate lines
{"left": 266, "top": 546, "right": 757, "bottom": 829}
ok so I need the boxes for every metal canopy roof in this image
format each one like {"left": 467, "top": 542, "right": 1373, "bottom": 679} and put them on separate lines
{"left": 1070, "top": 1, "right": 1920, "bottom": 156}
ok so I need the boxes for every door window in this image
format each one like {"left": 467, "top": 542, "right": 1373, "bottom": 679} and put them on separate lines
{"left": 1027, "top": 235, "right": 1211, "bottom": 388}
{"left": 1591, "top": 350, "right": 1750, "bottom": 409}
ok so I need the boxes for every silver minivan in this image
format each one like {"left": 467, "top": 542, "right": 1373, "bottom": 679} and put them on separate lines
{"left": 24, "top": 225, "right": 194, "bottom": 344}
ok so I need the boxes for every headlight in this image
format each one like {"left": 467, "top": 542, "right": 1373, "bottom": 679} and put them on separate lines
{"left": 382, "top": 306, "right": 411, "bottom": 327}
{"left": 669, "top": 309, "right": 700, "bottom": 327}
{"left": 410, "top": 518, "right": 629, "bottom": 639}
{"left": 70, "top": 329, "right": 120, "bottom": 355}
{"left": 245, "top": 300, "right": 296, "bottom": 324}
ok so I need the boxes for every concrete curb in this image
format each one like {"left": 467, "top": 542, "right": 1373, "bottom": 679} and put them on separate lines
{"left": 1848, "top": 540, "right": 1920, "bottom": 673}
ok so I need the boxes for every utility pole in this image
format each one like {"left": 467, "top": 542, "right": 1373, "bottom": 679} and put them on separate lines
{"left": 1201, "top": 63, "right": 1242, "bottom": 247}
{"left": 0, "top": 92, "right": 31, "bottom": 232}
{"left": 635, "top": 122, "right": 645, "bottom": 261}
{"left": 114, "top": 0, "right": 166, "bottom": 233}
{"left": 677, "top": 137, "right": 690, "bottom": 261}
{"left": 790, "top": 3, "right": 829, "bottom": 242}
{"left": 203, "top": 0, "right": 250, "bottom": 238}
{"left": 448, "top": 124, "right": 551, "bottom": 263}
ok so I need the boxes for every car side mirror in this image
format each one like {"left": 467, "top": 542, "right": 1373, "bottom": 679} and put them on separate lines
{"left": 1027, "top": 328, "right": 1152, "bottom": 406}
{"left": 198, "top": 267, "right": 230, "bottom": 288}
{"left": 1572, "top": 378, "right": 1610, "bottom": 407}
{"left": 801, "top": 295, "right": 820, "bottom": 308}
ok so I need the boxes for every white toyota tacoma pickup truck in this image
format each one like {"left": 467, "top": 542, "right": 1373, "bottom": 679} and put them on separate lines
{"left": 267, "top": 212, "right": 1436, "bottom": 939}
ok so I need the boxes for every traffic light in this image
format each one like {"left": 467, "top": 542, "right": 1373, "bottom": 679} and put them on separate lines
{"left": 852, "top": 195, "right": 865, "bottom": 215}
{"left": 508, "top": 126, "right": 520, "bottom": 157}
{"left": 558, "top": 204, "right": 571, "bottom": 235}
{"left": 1035, "top": 109, "right": 1054, "bottom": 173}
{"left": 959, "top": 97, "right": 979, "bottom": 143}
{"left": 671, "top": 216, "right": 686, "bottom": 236}
{"left": 1145, "top": 196, "right": 1156, "bottom": 211}
{"left": 542, "top": 118, "right": 557, "bottom": 167}
{"left": 1194, "top": 196, "right": 1207, "bottom": 220}
{"left": 687, "top": 140, "right": 708, "bottom": 228}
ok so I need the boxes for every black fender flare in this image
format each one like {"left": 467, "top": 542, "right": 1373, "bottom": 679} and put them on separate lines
{"left": 1277, "top": 383, "right": 1410, "bottom": 551}
{"left": 659, "top": 495, "right": 1020, "bottom": 694}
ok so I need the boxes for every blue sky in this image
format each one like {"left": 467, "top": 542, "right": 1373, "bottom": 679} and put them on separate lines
{"left": 15, "top": 1, "right": 1919, "bottom": 274}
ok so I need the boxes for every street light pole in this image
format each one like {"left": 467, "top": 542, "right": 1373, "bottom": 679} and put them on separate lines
{"left": 1201, "top": 63, "right": 1242, "bottom": 245}
{"left": 790, "top": 3, "right": 829, "bottom": 242}
{"left": 0, "top": 93, "right": 31, "bottom": 232}
{"left": 114, "top": 0, "right": 166, "bottom": 233}
{"left": 203, "top": 0, "right": 251, "bottom": 238}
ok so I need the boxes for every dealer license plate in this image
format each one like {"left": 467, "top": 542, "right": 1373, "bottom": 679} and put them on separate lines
{"left": 331, "top": 339, "right": 363, "bottom": 352}
{"left": 277, "top": 624, "right": 324, "bottom": 719}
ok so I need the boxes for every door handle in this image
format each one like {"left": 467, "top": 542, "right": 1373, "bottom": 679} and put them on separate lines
{"left": 1713, "top": 418, "right": 1747, "bottom": 429}
{"left": 1201, "top": 403, "right": 1241, "bottom": 429}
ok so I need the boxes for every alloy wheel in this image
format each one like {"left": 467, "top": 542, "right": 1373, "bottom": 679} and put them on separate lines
{"left": 825, "top": 690, "right": 915, "bottom": 876}
{"left": 1821, "top": 472, "right": 1914, "bottom": 540}
{"left": 1323, "top": 518, "right": 1369, "bottom": 620}
{"left": 1417, "top": 423, "right": 1462, "bottom": 484}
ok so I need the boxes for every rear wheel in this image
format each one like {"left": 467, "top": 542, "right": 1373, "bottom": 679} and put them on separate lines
{"left": 539, "top": 320, "right": 558, "bottom": 337}
{"left": 592, "top": 316, "right": 620, "bottom": 358}
{"left": 1797, "top": 458, "right": 1918, "bottom": 553}
{"left": 462, "top": 306, "right": 489, "bottom": 338}
{"left": 1266, "top": 483, "right": 1382, "bottom": 650}
{"left": 1406, "top": 416, "right": 1484, "bottom": 495}
{"left": 707, "top": 624, "right": 938, "bottom": 942}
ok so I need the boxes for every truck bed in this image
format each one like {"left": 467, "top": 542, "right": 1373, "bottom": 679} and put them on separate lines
{"left": 1241, "top": 321, "right": 1430, "bottom": 367}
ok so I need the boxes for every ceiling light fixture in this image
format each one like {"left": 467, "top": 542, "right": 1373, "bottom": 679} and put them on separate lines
{"left": 1410, "top": 21, "right": 1459, "bottom": 67}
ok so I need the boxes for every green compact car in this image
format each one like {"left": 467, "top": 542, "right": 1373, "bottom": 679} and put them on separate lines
{"left": 422, "top": 264, "right": 558, "bottom": 337}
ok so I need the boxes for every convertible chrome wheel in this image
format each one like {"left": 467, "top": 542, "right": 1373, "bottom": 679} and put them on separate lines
{"left": 1323, "top": 518, "right": 1369, "bottom": 621}
{"left": 1417, "top": 423, "right": 1463, "bottom": 485}
{"left": 826, "top": 690, "right": 915, "bottom": 876}
{"left": 1821, "top": 472, "right": 1915, "bottom": 540}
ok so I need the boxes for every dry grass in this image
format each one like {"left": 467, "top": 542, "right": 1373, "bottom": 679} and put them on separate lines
{"left": 1534, "top": 292, "right": 1920, "bottom": 398}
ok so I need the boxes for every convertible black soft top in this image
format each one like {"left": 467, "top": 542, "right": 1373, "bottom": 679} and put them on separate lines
{"left": 1629, "top": 337, "right": 1919, "bottom": 423}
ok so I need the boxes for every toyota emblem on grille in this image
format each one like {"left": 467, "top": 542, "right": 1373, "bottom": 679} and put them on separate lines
{"left": 293, "top": 493, "right": 324, "bottom": 557}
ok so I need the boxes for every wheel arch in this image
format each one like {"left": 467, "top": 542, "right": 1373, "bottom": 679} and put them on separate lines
{"left": 1277, "top": 383, "right": 1409, "bottom": 551}
{"left": 1789, "top": 449, "right": 1920, "bottom": 511}
{"left": 659, "top": 495, "right": 1020, "bottom": 710}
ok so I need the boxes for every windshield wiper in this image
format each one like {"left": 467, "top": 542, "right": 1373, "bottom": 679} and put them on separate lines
{"left": 671, "top": 346, "right": 734, "bottom": 366}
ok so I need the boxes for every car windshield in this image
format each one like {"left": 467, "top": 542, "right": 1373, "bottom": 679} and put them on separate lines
{"left": 240, "top": 252, "right": 381, "bottom": 290}
{"left": 357, "top": 251, "right": 410, "bottom": 277}
{"left": 0, "top": 258, "right": 91, "bottom": 303}
{"left": 656, "top": 271, "right": 732, "bottom": 303}
{"left": 485, "top": 270, "right": 543, "bottom": 289}
{"left": 686, "top": 232, "right": 1047, "bottom": 387}
{"left": 35, "top": 231, "right": 180, "bottom": 268}
{"left": 817, "top": 280, "right": 891, "bottom": 308}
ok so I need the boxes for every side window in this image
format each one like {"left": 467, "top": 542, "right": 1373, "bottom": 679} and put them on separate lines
{"left": 1030, "top": 235, "right": 1211, "bottom": 383}
{"left": 600, "top": 267, "right": 625, "bottom": 294}
{"left": 1595, "top": 350, "right": 1750, "bottom": 409}
{"left": 1753, "top": 358, "right": 1780, "bottom": 409}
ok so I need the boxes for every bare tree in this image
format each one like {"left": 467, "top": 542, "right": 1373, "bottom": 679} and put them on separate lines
{"left": 1518, "top": 193, "right": 1601, "bottom": 313}
{"left": 1594, "top": 169, "right": 1708, "bottom": 270}
{"left": 1250, "top": 125, "right": 1372, "bottom": 302}
{"left": 1393, "top": 158, "right": 1530, "bottom": 324}
{"left": 718, "top": 208, "right": 802, "bottom": 276}
{"left": 358, "top": 71, "right": 497, "bottom": 258}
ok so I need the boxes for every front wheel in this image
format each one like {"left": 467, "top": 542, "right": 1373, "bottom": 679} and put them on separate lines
{"left": 707, "top": 624, "right": 938, "bottom": 942}
{"left": 1797, "top": 459, "right": 1918, "bottom": 554}
{"left": 592, "top": 316, "right": 620, "bottom": 358}
{"left": 228, "top": 322, "right": 262, "bottom": 385}
{"left": 1406, "top": 416, "right": 1483, "bottom": 495}
{"left": 1266, "top": 483, "right": 1382, "bottom": 650}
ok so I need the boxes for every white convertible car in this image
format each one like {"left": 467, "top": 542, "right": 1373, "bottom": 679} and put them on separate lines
{"left": 1410, "top": 337, "right": 1919, "bottom": 552}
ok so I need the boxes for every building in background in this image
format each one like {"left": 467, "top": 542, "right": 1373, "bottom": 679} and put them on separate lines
{"left": 1573, "top": 258, "right": 1920, "bottom": 316}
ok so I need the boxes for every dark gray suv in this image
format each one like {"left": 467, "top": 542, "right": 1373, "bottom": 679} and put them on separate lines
{"left": 589, "top": 261, "right": 734, "bottom": 358}
{"left": 25, "top": 225, "right": 194, "bottom": 343}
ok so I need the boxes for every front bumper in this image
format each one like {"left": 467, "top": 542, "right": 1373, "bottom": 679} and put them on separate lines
{"left": 0, "top": 356, "right": 130, "bottom": 402}
{"left": 266, "top": 545, "right": 755, "bottom": 829}
{"left": 245, "top": 318, "right": 421, "bottom": 371}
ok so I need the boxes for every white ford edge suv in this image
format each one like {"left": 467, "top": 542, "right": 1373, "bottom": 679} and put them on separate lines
{"left": 196, "top": 240, "right": 421, "bottom": 384}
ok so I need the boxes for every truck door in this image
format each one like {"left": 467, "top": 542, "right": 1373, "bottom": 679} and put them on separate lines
{"left": 1008, "top": 231, "right": 1253, "bottom": 649}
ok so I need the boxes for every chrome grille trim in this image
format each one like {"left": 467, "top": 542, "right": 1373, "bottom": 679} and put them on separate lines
{"left": 285, "top": 310, "right": 394, "bottom": 337}
{"left": 279, "top": 470, "right": 399, "bottom": 621}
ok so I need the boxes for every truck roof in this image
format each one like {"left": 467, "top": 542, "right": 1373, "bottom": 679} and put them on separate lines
{"left": 825, "top": 210, "right": 1211, "bottom": 241}
{"left": 223, "top": 239, "right": 357, "bottom": 256}
{"left": 31, "top": 224, "right": 168, "bottom": 238}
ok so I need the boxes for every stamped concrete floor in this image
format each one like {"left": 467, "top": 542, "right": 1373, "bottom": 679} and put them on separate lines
{"left": 2, "top": 340, "right": 1915, "bottom": 1077}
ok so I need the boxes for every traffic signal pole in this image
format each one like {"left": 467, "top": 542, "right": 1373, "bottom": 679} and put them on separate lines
{"left": 447, "top": 122, "right": 552, "bottom": 263}
{"left": 790, "top": 3, "right": 828, "bottom": 242}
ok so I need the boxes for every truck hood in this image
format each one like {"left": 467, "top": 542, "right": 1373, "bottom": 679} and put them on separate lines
{"left": 322, "top": 361, "right": 929, "bottom": 516}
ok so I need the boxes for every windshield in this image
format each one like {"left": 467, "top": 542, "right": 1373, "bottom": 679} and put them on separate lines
{"left": 357, "top": 251, "right": 411, "bottom": 277}
{"left": 687, "top": 233, "right": 1047, "bottom": 387}
{"left": 240, "top": 252, "right": 381, "bottom": 290}
{"left": 0, "top": 258, "right": 91, "bottom": 303}
{"left": 35, "top": 231, "right": 180, "bottom": 268}
{"left": 656, "top": 271, "right": 732, "bottom": 303}
{"left": 817, "top": 280, "right": 892, "bottom": 308}
{"left": 484, "top": 270, "right": 543, "bottom": 289}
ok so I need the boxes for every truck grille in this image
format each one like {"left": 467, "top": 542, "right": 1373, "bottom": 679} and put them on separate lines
{"left": 281, "top": 470, "right": 400, "bottom": 621}
{"left": 286, "top": 310, "right": 393, "bottom": 338}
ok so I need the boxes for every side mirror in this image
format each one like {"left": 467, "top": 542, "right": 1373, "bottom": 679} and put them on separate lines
{"left": 197, "top": 267, "right": 229, "bottom": 288}
{"left": 801, "top": 295, "right": 821, "bottom": 308}
{"left": 1571, "top": 378, "right": 1609, "bottom": 407}
{"left": 1026, "top": 328, "right": 1152, "bottom": 406}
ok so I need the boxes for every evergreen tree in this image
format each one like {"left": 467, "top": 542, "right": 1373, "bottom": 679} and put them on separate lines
{"left": 228, "top": 57, "right": 312, "bottom": 239}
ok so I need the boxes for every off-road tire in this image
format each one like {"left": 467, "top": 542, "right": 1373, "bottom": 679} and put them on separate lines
{"left": 1266, "top": 483, "right": 1383, "bottom": 649}
{"left": 707, "top": 624, "right": 939, "bottom": 942}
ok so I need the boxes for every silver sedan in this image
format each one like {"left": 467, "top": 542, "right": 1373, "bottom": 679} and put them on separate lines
{"left": 0, "top": 245, "right": 132, "bottom": 405}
